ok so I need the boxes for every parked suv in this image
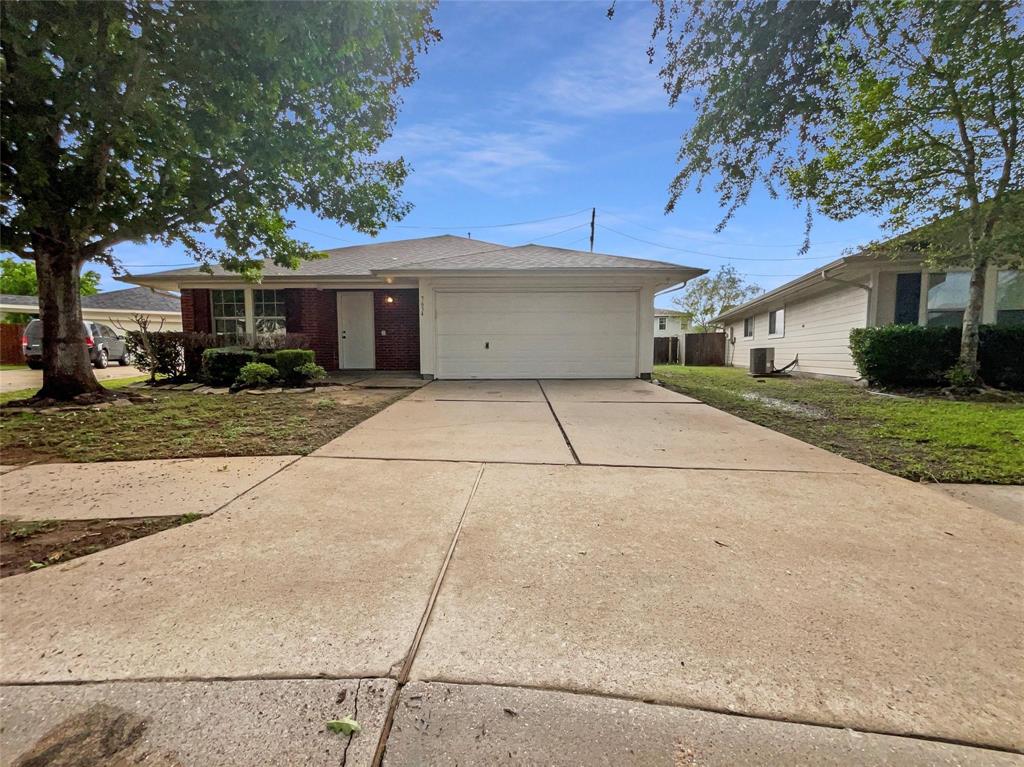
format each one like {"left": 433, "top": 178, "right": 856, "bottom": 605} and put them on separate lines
{"left": 22, "top": 319, "right": 131, "bottom": 370}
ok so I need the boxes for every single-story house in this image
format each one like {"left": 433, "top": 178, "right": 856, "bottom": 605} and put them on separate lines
{"left": 123, "top": 235, "right": 704, "bottom": 379}
{"left": 713, "top": 257, "right": 1022, "bottom": 380}
{"left": 0, "top": 287, "right": 183, "bottom": 331}
{"left": 653, "top": 307, "right": 691, "bottom": 338}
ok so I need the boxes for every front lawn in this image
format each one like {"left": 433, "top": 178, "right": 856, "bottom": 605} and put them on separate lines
{"left": 0, "top": 387, "right": 403, "bottom": 463}
{"left": 655, "top": 365, "right": 1024, "bottom": 484}
{"left": 0, "top": 375, "right": 151, "bottom": 405}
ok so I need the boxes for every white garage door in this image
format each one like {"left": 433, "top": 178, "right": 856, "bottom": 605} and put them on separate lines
{"left": 435, "top": 290, "right": 639, "bottom": 379}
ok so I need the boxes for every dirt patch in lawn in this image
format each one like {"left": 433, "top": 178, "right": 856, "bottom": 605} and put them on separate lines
{"left": 0, "top": 387, "right": 406, "bottom": 464}
{"left": 0, "top": 514, "right": 202, "bottom": 578}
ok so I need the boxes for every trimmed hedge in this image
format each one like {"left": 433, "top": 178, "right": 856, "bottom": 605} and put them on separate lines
{"left": 850, "top": 324, "right": 1024, "bottom": 389}
{"left": 201, "top": 348, "right": 257, "bottom": 386}
{"left": 979, "top": 324, "right": 1024, "bottom": 389}
{"left": 275, "top": 348, "right": 316, "bottom": 384}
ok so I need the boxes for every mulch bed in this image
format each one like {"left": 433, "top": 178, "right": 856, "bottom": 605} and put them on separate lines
{"left": 0, "top": 514, "right": 201, "bottom": 578}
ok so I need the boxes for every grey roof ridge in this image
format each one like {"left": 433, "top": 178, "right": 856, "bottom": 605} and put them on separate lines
{"left": 369, "top": 241, "right": 514, "bottom": 272}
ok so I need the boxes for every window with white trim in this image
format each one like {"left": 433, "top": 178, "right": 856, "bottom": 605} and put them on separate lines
{"left": 743, "top": 317, "right": 754, "bottom": 337}
{"left": 253, "top": 289, "right": 287, "bottom": 335}
{"left": 211, "top": 289, "right": 246, "bottom": 339}
{"left": 926, "top": 272, "right": 969, "bottom": 327}
{"left": 768, "top": 308, "right": 784, "bottom": 337}
{"left": 657, "top": 317, "right": 667, "bottom": 330}
{"left": 996, "top": 270, "right": 1023, "bottom": 326}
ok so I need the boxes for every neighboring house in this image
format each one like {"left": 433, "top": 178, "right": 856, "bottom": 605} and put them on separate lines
{"left": 713, "top": 256, "right": 1022, "bottom": 380}
{"left": 653, "top": 307, "right": 691, "bottom": 338}
{"left": 124, "top": 235, "right": 704, "bottom": 379}
{"left": 0, "top": 287, "right": 183, "bottom": 331}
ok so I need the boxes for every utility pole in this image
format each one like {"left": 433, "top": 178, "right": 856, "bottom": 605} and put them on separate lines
{"left": 589, "top": 207, "right": 595, "bottom": 252}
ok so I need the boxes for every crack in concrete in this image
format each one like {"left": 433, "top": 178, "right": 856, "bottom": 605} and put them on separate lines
{"left": 339, "top": 678, "right": 361, "bottom": 767}
{"left": 537, "top": 380, "right": 581, "bottom": 464}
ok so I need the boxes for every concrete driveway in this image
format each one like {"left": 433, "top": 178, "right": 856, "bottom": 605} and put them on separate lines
{"left": 0, "top": 364, "right": 143, "bottom": 393}
{"left": 2, "top": 379, "right": 1021, "bottom": 766}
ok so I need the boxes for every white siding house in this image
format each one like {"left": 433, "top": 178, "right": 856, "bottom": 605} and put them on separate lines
{"left": 653, "top": 308, "right": 690, "bottom": 338}
{"left": 715, "top": 256, "right": 1021, "bottom": 381}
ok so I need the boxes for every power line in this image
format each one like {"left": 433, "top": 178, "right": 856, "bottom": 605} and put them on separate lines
{"left": 392, "top": 208, "right": 591, "bottom": 231}
{"left": 596, "top": 224, "right": 829, "bottom": 261}
{"left": 597, "top": 209, "right": 847, "bottom": 248}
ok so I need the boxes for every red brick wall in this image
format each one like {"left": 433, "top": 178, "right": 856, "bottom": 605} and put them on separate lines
{"left": 285, "top": 288, "right": 338, "bottom": 369}
{"left": 374, "top": 289, "right": 419, "bottom": 371}
{"left": 181, "top": 289, "right": 212, "bottom": 333}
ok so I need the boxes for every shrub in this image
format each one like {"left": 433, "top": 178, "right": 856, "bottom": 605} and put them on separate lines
{"left": 236, "top": 362, "right": 278, "bottom": 387}
{"left": 257, "top": 352, "right": 278, "bottom": 368}
{"left": 850, "top": 324, "right": 1024, "bottom": 389}
{"left": 296, "top": 361, "right": 327, "bottom": 383}
{"left": 126, "top": 330, "right": 218, "bottom": 380}
{"left": 201, "top": 348, "right": 257, "bottom": 386}
{"left": 979, "top": 324, "right": 1024, "bottom": 389}
{"left": 849, "top": 325, "right": 958, "bottom": 386}
{"left": 275, "top": 349, "right": 316, "bottom": 384}
{"left": 249, "top": 332, "right": 310, "bottom": 353}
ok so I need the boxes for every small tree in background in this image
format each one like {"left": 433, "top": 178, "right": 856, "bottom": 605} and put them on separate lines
{"left": 1, "top": 1, "right": 438, "bottom": 400}
{"left": 621, "top": 0, "right": 1022, "bottom": 383}
{"left": 672, "top": 265, "right": 762, "bottom": 331}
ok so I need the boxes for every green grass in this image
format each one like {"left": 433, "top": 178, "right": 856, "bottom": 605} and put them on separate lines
{"left": 655, "top": 365, "right": 1024, "bottom": 484}
{"left": 0, "top": 375, "right": 151, "bottom": 405}
{"left": 0, "top": 364, "right": 26, "bottom": 371}
{"left": 0, "top": 388, "right": 403, "bottom": 463}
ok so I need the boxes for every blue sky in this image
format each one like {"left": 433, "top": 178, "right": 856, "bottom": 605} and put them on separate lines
{"left": 104, "top": 0, "right": 886, "bottom": 308}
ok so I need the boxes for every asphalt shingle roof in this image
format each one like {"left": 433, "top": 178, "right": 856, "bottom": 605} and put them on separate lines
{"left": 0, "top": 287, "right": 180, "bottom": 312}
{"left": 125, "top": 235, "right": 701, "bottom": 282}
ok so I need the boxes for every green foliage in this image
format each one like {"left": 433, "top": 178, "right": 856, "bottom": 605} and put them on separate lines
{"left": 126, "top": 331, "right": 218, "bottom": 380}
{"left": 296, "top": 361, "right": 327, "bottom": 383}
{"left": 326, "top": 718, "right": 361, "bottom": 736}
{"left": 0, "top": 2, "right": 438, "bottom": 274}
{"left": 257, "top": 352, "right": 278, "bottom": 368}
{"left": 979, "top": 324, "right": 1024, "bottom": 390}
{"left": 236, "top": 361, "right": 278, "bottom": 387}
{"left": 201, "top": 348, "right": 257, "bottom": 387}
{"left": 849, "top": 325, "right": 1023, "bottom": 389}
{"left": 0, "top": 257, "right": 100, "bottom": 296}
{"left": 672, "top": 265, "right": 761, "bottom": 330}
{"left": 275, "top": 349, "right": 316, "bottom": 384}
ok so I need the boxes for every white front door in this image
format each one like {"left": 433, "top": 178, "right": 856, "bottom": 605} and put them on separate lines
{"left": 337, "top": 291, "right": 375, "bottom": 369}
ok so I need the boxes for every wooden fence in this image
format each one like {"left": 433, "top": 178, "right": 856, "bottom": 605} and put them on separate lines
{"left": 683, "top": 332, "right": 726, "bottom": 366}
{"left": 653, "top": 336, "right": 680, "bottom": 365}
{"left": 0, "top": 323, "right": 25, "bottom": 365}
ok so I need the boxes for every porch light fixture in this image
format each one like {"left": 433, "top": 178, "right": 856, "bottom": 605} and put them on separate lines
{"left": 385, "top": 295, "right": 395, "bottom": 304}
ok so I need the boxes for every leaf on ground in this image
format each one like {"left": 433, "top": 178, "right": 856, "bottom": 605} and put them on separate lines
{"left": 326, "top": 717, "right": 361, "bottom": 735}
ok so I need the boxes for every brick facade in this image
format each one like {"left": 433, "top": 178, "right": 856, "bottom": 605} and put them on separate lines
{"left": 373, "top": 289, "right": 420, "bottom": 370}
{"left": 178, "top": 286, "right": 420, "bottom": 371}
{"left": 284, "top": 288, "right": 338, "bottom": 370}
{"left": 180, "top": 288, "right": 212, "bottom": 333}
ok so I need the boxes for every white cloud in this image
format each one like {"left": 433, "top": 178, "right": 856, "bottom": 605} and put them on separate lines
{"left": 529, "top": 13, "right": 666, "bottom": 117}
{"left": 388, "top": 120, "right": 574, "bottom": 195}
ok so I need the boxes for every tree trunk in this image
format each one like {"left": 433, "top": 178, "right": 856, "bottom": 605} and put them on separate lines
{"left": 34, "top": 247, "right": 105, "bottom": 400}
{"left": 958, "top": 259, "right": 987, "bottom": 382}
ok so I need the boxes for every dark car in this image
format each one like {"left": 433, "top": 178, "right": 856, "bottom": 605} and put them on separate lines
{"left": 22, "top": 319, "right": 131, "bottom": 370}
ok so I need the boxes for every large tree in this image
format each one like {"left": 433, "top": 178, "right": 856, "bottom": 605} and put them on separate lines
{"left": 1, "top": 0, "right": 437, "bottom": 400}
{"left": 0, "top": 256, "right": 99, "bottom": 296}
{"left": 626, "top": 0, "right": 1023, "bottom": 382}
{"left": 671, "top": 265, "right": 762, "bottom": 331}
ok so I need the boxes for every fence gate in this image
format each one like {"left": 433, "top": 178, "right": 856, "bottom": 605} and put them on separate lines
{"left": 683, "top": 332, "right": 726, "bottom": 366}
{"left": 0, "top": 323, "right": 25, "bottom": 365}
{"left": 653, "top": 336, "right": 680, "bottom": 365}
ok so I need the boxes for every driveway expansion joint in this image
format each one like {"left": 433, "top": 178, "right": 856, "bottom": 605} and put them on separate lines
{"left": 410, "top": 678, "right": 1024, "bottom": 757}
{"left": 370, "top": 463, "right": 488, "bottom": 767}
{"left": 537, "top": 380, "right": 581, "bottom": 464}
